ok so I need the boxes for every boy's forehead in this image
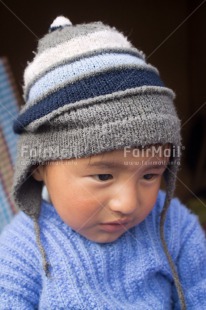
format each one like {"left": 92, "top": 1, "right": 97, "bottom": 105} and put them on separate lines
{"left": 54, "top": 145, "right": 170, "bottom": 169}
{"left": 82, "top": 145, "right": 170, "bottom": 166}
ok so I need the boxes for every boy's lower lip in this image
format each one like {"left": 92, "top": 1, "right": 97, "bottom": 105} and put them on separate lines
{"left": 100, "top": 223, "right": 128, "bottom": 233}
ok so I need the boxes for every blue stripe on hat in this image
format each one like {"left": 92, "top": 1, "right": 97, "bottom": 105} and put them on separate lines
{"left": 27, "top": 52, "right": 147, "bottom": 103}
{"left": 13, "top": 68, "right": 164, "bottom": 134}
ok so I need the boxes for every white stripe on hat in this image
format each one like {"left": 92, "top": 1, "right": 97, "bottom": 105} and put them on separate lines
{"left": 24, "top": 29, "right": 133, "bottom": 89}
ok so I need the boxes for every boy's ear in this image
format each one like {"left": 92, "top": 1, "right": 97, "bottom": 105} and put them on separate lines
{"left": 31, "top": 165, "right": 44, "bottom": 182}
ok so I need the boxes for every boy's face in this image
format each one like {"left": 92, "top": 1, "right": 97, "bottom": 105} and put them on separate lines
{"left": 33, "top": 145, "right": 170, "bottom": 243}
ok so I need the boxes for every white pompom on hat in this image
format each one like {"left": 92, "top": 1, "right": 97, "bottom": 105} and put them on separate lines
{"left": 49, "top": 16, "right": 72, "bottom": 32}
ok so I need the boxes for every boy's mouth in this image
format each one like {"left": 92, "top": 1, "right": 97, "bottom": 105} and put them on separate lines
{"left": 103, "top": 219, "right": 130, "bottom": 225}
{"left": 100, "top": 219, "right": 130, "bottom": 233}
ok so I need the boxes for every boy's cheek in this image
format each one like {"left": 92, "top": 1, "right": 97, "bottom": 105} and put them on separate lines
{"left": 53, "top": 198, "right": 100, "bottom": 223}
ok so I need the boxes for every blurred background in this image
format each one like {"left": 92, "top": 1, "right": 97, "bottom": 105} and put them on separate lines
{"left": 0, "top": 0, "right": 206, "bottom": 230}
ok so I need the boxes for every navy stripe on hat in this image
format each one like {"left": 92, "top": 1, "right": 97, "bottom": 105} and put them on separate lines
{"left": 13, "top": 68, "right": 164, "bottom": 133}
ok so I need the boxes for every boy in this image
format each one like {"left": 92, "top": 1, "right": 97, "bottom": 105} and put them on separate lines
{"left": 0, "top": 16, "right": 206, "bottom": 309}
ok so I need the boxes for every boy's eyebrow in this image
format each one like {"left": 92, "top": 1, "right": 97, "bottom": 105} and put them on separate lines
{"left": 86, "top": 160, "right": 168, "bottom": 170}
{"left": 87, "top": 161, "right": 123, "bottom": 169}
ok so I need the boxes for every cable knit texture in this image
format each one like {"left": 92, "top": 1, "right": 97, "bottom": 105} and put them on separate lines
{"left": 0, "top": 190, "right": 206, "bottom": 309}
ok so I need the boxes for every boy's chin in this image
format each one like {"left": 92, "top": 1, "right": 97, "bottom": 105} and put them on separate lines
{"left": 80, "top": 231, "right": 126, "bottom": 244}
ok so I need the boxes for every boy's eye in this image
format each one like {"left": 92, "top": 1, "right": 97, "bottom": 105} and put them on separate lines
{"left": 143, "top": 173, "right": 157, "bottom": 180}
{"left": 93, "top": 174, "right": 113, "bottom": 181}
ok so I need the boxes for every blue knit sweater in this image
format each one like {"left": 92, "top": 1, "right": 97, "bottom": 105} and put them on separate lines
{"left": 0, "top": 190, "right": 206, "bottom": 309}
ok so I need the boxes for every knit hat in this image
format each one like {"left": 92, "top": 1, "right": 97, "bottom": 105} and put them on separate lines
{"left": 13, "top": 15, "right": 181, "bottom": 214}
{"left": 12, "top": 15, "right": 184, "bottom": 307}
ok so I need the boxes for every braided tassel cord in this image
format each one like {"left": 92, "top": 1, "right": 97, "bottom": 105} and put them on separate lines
{"left": 160, "top": 194, "right": 186, "bottom": 310}
{"left": 33, "top": 216, "right": 50, "bottom": 277}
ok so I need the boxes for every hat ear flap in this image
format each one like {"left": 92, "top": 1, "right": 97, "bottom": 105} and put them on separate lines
{"left": 13, "top": 172, "right": 43, "bottom": 217}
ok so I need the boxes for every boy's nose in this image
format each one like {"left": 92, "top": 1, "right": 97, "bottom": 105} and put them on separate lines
{"left": 108, "top": 185, "right": 139, "bottom": 215}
